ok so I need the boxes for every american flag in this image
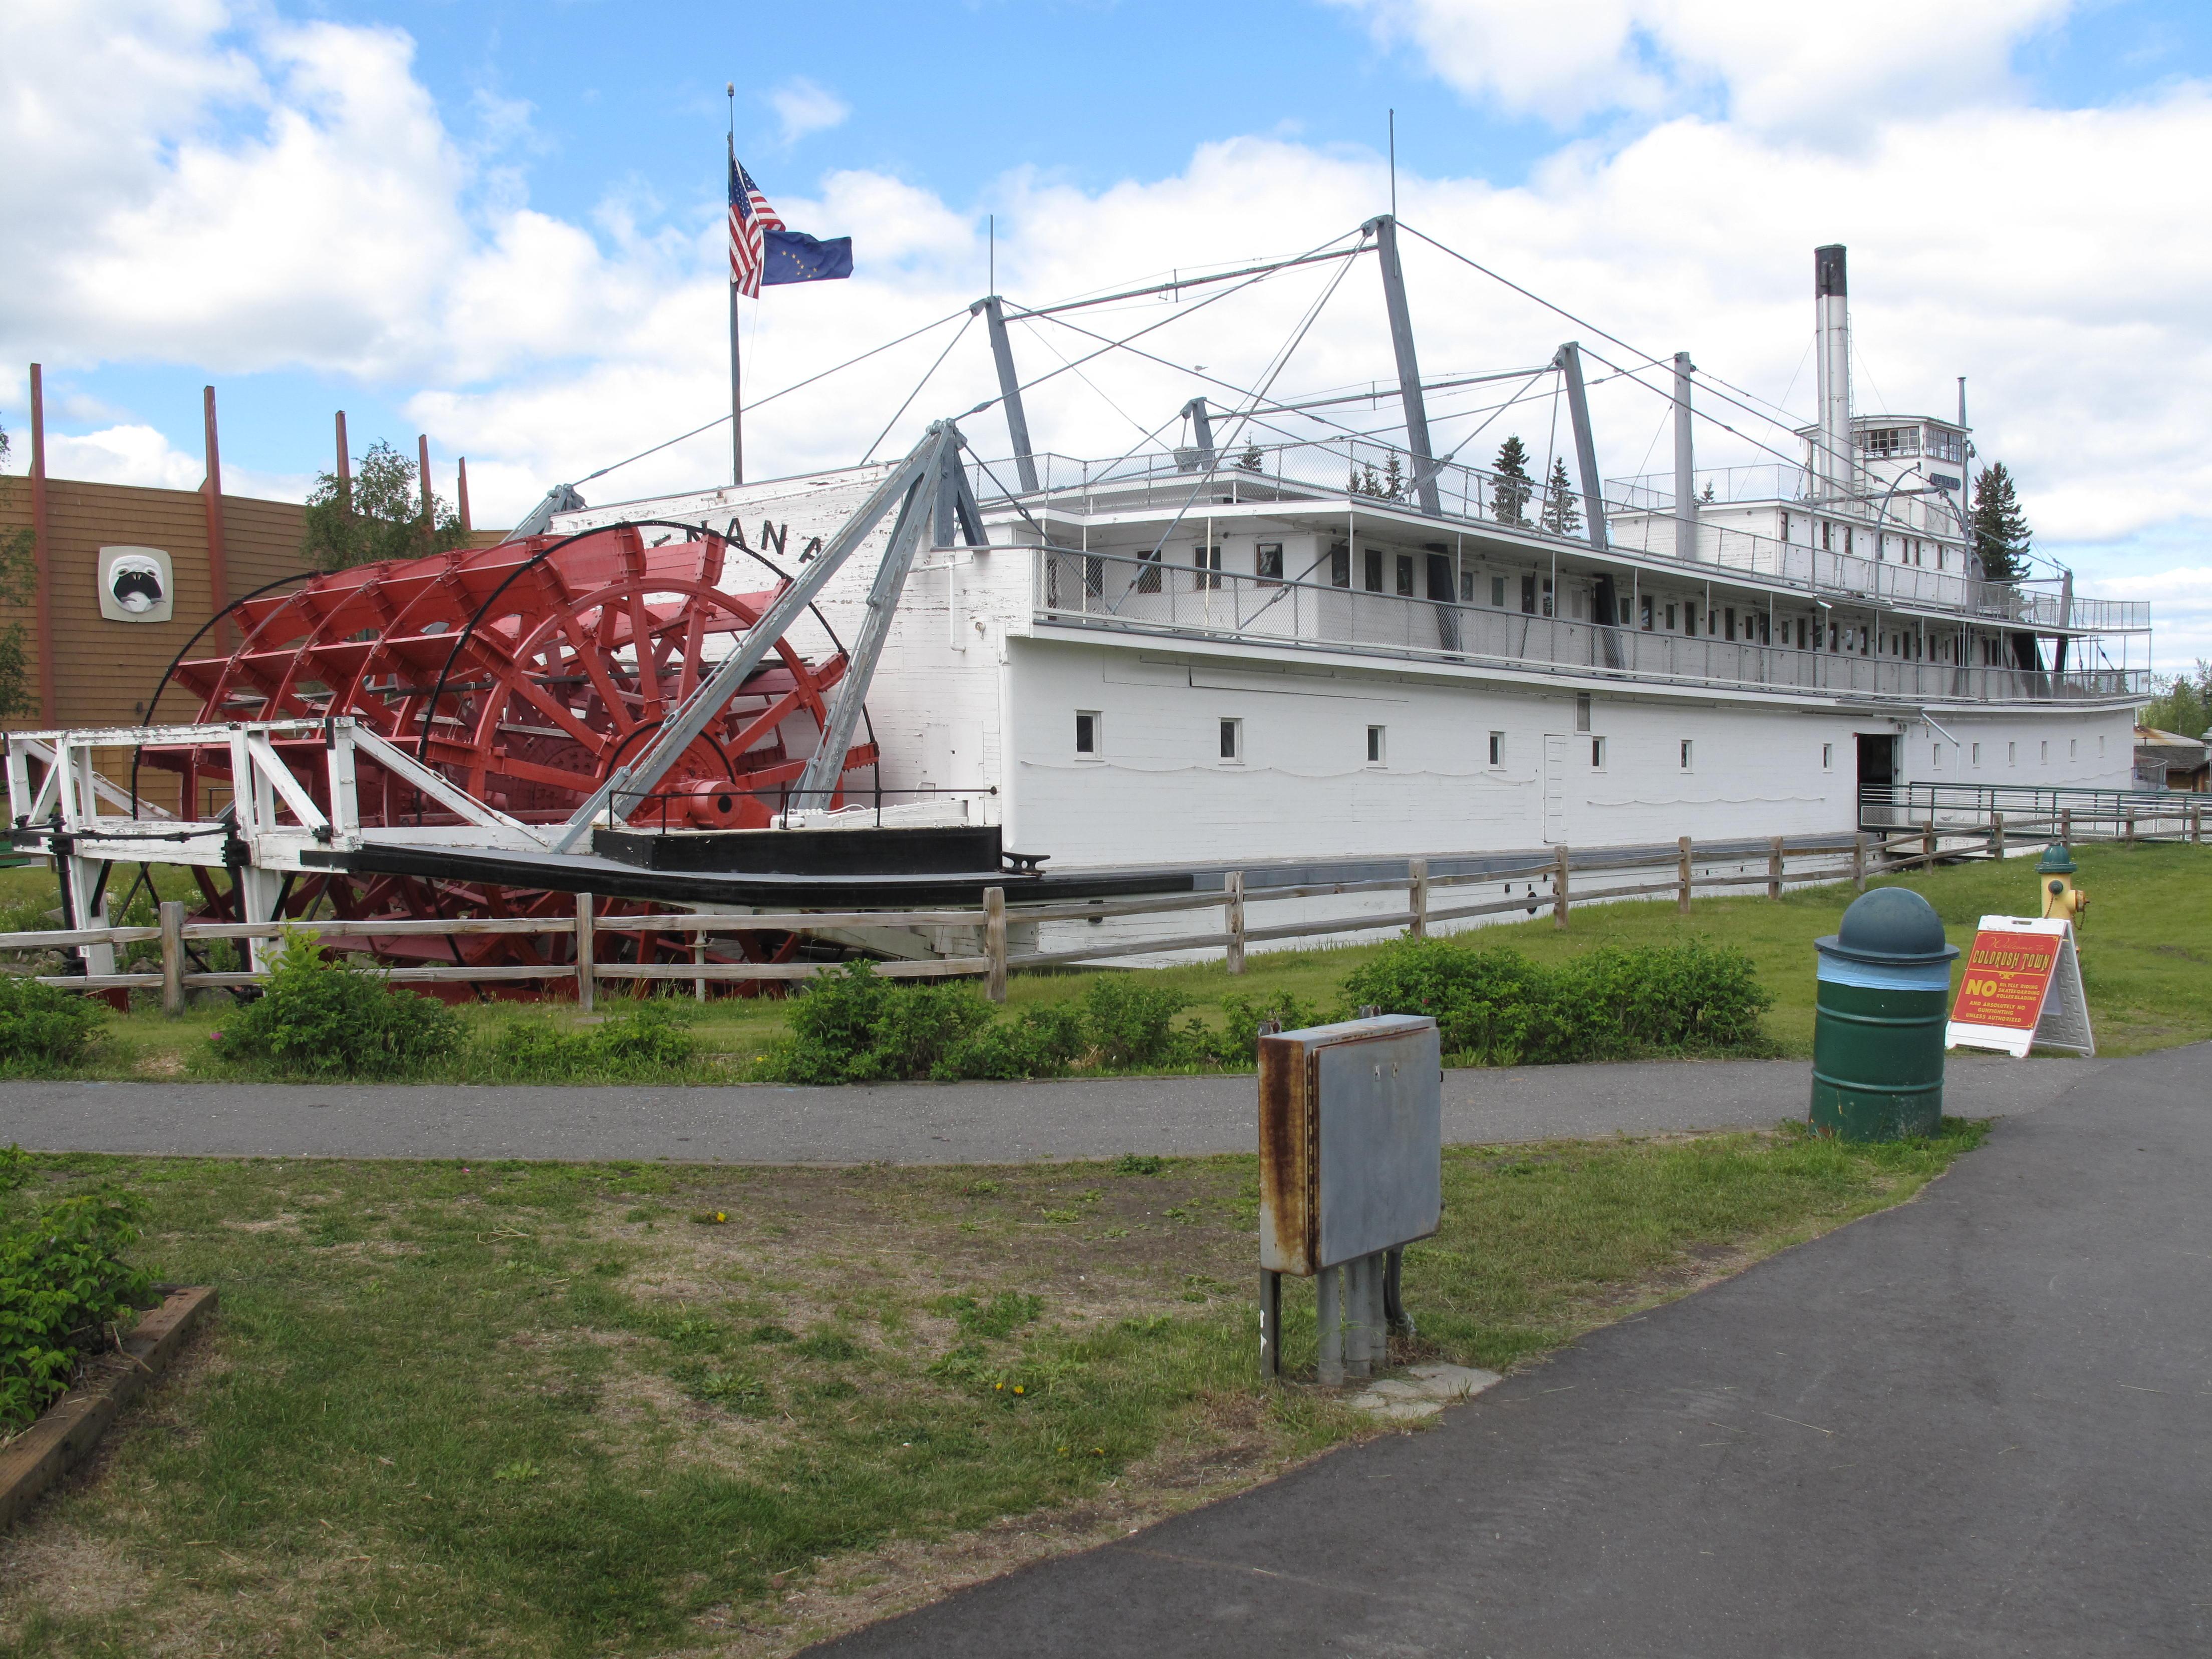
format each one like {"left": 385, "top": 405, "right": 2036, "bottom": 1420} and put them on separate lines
{"left": 728, "top": 143, "right": 783, "bottom": 298}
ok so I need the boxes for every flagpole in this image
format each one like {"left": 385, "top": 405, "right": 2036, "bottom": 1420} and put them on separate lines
{"left": 727, "top": 84, "right": 743, "bottom": 486}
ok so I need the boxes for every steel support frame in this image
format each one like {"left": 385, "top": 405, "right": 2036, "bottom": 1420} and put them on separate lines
{"left": 1365, "top": 215, "right": 1443, "bottom": 517}
{"left": 975, "top": 297, "right": 1039, "bottom": 493}
{"left": 1555, "top": 342, "right": 1610, "bottom": 552}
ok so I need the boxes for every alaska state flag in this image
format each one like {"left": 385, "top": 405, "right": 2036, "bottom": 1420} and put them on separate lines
{"left": 763, "top": 229, "right": 853, "bottom": 286}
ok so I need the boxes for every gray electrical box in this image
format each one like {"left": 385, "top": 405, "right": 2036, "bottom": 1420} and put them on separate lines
{"left": 1258, "top": 1014, "right": 1442, "bottom": 1275}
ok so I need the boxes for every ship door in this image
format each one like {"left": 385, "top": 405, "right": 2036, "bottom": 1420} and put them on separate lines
{"left": 1855, "top": 733, "right": 1898, "bottom": 825}
{"left": 1542, "top": 734, "right": 1569, "bottom": 843}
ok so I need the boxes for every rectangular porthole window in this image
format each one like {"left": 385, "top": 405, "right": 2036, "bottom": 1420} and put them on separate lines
{"left": 1822, "top": 743, "right": 1834, "bottom": 771}
{"left": 1461, "top": 570, "right": 1475, "bottom": 602}
{"left": 1330, "top": 542, "right": 1350, "bottom": 588}
{"left": 1640, "top": 595, "right": 1654, "bottom": 630}
{"left": 1366, "top": 725, "right": 1387, "bottom": 766}
{"left": 1680, "top": 739, "right": 1693, "bottom": 769}
{"left": 1193, "top": 544, "right": 1222, "bottom": 591}
{"left": 1666, "top": 602, "right": 1678, "bottom": 631}
{"left": 2008, "top": 741, "right": 2018, "bottom": 766}
{"left": 2069, "top": 738, "right": 2078, "bottom": 760}
{"left": 1932, "top": 744, "right": 1944, "bottom": 769}
{"left": 1396, "top": 554, "right": 1415, "bottom": 596}
{"left": 1491, "top": 575, "right": 1506, "bottom": 607}
{"left": 1075, "top": 711, "right": 1099, "bottom": 757}
{"left": 1488, "top": 730, "right": 1504, "bottom": 767}
{"left": 1520, "top": 574, "right": 1536, "bottom": 614}
{"left": 1219, "top": 718, "right": 1242, "bottom": 762}
{"left": 1589, "top": 736, "right": 1606, "bottom": 770}
{"left": 1255, "top": 543, "right": 1283, "bottom": 586}
{"left": 1972, "top": 742, "right": 1982, "bottom": 767}
{"left": 1575, "top": 693, "right": 1592, "bottom": 733}
{"left": 1136, "top": 548, "right": 1162, "bottom": 594}
{"left": 2099, "top": 735, "right": 2106, "bottom": 758}
{"left": 1365, "top": 549, "right": 1385, "bottom": 592}
{"left": 2040, "top": 740, "right": 2049, "bottom": 764}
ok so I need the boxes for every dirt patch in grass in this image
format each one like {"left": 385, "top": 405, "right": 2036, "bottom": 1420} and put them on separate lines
{"left": 0, "top": 1124, "right": 1983, "bottom": 1657}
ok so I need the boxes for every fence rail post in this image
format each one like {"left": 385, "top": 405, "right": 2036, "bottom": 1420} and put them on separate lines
{"left": 1853, "top": 832, "right": 1869, "bottom": 892}
{"left": 575, "top": 891, "right": 596, "bottom": 1013}
{"left": 2194, "top": 802, "right": 2203, "bottom": 846}
{"left": 1989, "top": 811, "right": 2005, "bottom": 862}
{"left": 159, "top": 900, "right": 185, "bottom": 1017}
{"left": 2125, "top": 813, "right": 2136, "bottom": 846}
{"left": 2060, "top": 807, "right": 2072, "bottom": 845}
{"left": 1923, "top": 820, "right": 1938, "bottom": 870}
{"left": 1677, "top": 836, "right": 1692, "bottom": 913}
{"left": 984, "top": 886, "right": 1007, "bottom": 1002}
{"left": 1767, "top": 835, "right": 1784, "bottom": 902}
{"left": 1552, "top": 845, "right": 1570, "bottom": 930}
{"left": 1225, "top": 870, "right": 1247, "bottom": 973}
{"left": 1407, "top": 857, "right": 1428, "bottom": 941}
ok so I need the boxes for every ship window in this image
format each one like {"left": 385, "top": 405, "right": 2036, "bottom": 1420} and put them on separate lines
{"left": 1461, "top": 570, "right": 1474, "bottom": 602}
{"left": 1488, "top": 731, "right": 1504, "bottom": 767}
{"left": 1576, "top": 694, "right": 1592, "bottom": 733}
{"left": 1083, "top": 554, "right": 1104, "bottom": 596}
{"left": 1194, "top": 544, "right": 1222, "bottom": 590}
{"left": 1396, "top": 554, "right": 1415, "bottom": 596}
{"left": 1926, "top": 427, "right": 1964, "bottom": 464}
{"left": 2070, "top": 738, "right": 2078, "bottom": 760}
{"left": 1640, "top": 595, "right": 1654, "bottom": 630}
{"left": 2008, "top": 741, "right": 2017, "bottom": 766}
{"left": 1589, "top": 736, "right": 1607, "bottom": 770}
{"left": 1797, "top": 618, "right": 1808, "bottom": 649}
{"left": 1366, "top": 725, "right": 1387, "bottom": 766}
{"left": 1365, "top": 549, "right": 1385, "bottom": 592}
{"left": 1136, "top": 547, "right": 1162, "bottom": 594}
{"left": 1256, "top": 543, "right": 1283, "bottom": 586}
{"left": 1220, "top": 718, "right": 1243, "bottom": 762}
{"left": 1521, "top": 574, "right": 1536, "bottom": 614}
{"left": 2040, "top": 740, "right": 2049, "bottom": 764}
{"left": 2100, "top": 735, "right": 2106, "bottom": 758}
{"left": 1725, "top": 607, "right": 1737, "bottom": 641}
{"left": 1666, "top": 602, "right": 1678, "bottom": 631}
{"left": 1075, "top": 711, "right": 1100, "bottom": 756}
{"left": 1863, "top": 425, "right": 1919, "bottom": 459}
{"left": 1330, "top": 542, "right": 1350, "bottom": 588}
{"left": 1821, "top": 520, "right": 1832, "bottom": 551}
{"left": 1491, "top": 574, "right": 1506, "bottom": 607}
{"left": 1542, "top": 578, "right": 1554, "bottom": 618}
{"left": 1932, "top": 744, "right": 1944, "bottom": 769}
{"left": 1972, "top": 742, "right": 1982, "bottom": 767}
{"left": 1822, "top": 743, "right": 1834, "bottom": 771}
{"left": 1679, "top": 739, "right": 1693, "bottom": 770}
{"left": 1781, "top": 511, "right": 1791, "bottom": 543}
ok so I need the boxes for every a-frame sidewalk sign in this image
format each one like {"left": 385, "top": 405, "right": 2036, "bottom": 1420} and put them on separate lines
{"left": 1945, "top": 915, "right": 2095, "bottom": 1059}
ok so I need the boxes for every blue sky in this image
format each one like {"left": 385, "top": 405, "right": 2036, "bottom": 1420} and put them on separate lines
{"left": 4, "top": 0, "right": 2211, "bottom": 660}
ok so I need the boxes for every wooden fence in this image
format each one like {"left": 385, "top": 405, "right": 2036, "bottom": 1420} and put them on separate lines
{"left": 5, "top": 811, "right": 2200, "bottom": 1009}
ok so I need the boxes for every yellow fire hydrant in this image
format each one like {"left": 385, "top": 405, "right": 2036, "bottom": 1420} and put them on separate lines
{"left": 2037, "top": 843, "right": 2086, "bottom": 928}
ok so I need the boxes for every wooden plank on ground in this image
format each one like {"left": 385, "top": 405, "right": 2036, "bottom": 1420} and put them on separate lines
{"left": 0, "top": 1285, "right": 217, "bottom": 1533}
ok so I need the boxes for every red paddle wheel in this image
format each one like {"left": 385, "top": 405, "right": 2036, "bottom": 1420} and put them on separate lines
{"left": 142, "top": 521, "right": 877, "bottom": 992}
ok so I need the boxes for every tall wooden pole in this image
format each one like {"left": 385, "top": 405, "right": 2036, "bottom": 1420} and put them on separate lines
{"left": 28, "top": 365, "right": 55, "bottom": 721}
{"left": 201, "top": 386, "right": 230, "bottom": 650}
{"left": 417, "top": 433, "right": 433, "bottom": 546}
{"left": 335, "top": 410, "right": 351, "bottom": 512}
{"left": 457, "top": 456, "right": 471, "bottom": 534}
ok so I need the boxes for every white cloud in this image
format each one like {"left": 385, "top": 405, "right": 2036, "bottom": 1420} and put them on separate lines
{"left": 1325, "top": 0, "right": 2074, "bottom": 134}
{"left": 7, "top": 0, "right": 2211, "bottom": 667}
{"left": 765, "top": 77, "right": 850, "bottom": 148}
{"left": 40, "top": 423, "right": 310, "bottom": 502}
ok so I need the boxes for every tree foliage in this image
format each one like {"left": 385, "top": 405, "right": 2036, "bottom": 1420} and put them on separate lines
{"left": 300, "top": 439, "right": 471, "bottom": 572}
{"left": 2143, "top": 660, "right": 2212, "bottom": 740}
{"left": 1491, "top": 436, "right": 1534, "bottom": 527}
{"left": 1540, "top": 455, "right": 1582, "bottom": 536}
{"left": 1970, "top": 461, "right": 2032, "bottom": 584}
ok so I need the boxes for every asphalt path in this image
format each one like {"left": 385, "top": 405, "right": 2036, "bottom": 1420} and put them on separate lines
{"left": 0, "top": 1053, "right": 2094, "bottom": 1164}
{"left": 811, "top": 1041, "right": 2209, "bottom": 1657}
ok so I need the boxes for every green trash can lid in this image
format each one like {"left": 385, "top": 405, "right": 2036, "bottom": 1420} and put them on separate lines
{"left": 2036, "top": 842, "right": 2079, "bottom": 875}
{"left": 1815, "top": 886, "right": 1961, "bottom": 967}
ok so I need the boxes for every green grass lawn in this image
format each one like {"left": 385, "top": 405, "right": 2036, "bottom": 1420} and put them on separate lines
{"left": 0, "top": 1123, "right": 1981, "bottom": 1657}
{"left": 4, "top": 841, "right": 2208, "bottom": 1078}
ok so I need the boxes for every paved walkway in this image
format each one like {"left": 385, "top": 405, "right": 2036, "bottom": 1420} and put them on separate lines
{"left": 0, "top": 1053, "right": 2094, "bottom": 1164}
{"left": 811, "top": 1041, "right": 2209, "bottom": 1656}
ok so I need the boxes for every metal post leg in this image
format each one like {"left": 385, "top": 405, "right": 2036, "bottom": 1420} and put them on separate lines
{"left": 1346, "top": 1254, "right": 1375, "bottom": 1381}
{"left": 1259, "top": 1269, "right": 1282, "bottom": 1380}
{"left": 1317, "top": 1264, "right": 1343, "bottom": 1387}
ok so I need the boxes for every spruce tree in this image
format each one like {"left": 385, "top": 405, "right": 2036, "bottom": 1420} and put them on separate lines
{"left": 301, "top": 439, "right": 473, "bottom": 572}
{"left": 1491, "top": 436, "right": 1533, "bottom": 527}
{"left": 1970, "top": 461, "right": 2032, "bottom": 584}
{"left": 1540, "top": 456, "right": 1582, "bottom": 536}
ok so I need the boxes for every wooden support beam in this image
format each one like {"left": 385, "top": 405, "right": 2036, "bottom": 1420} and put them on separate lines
{"left": 28, "top": 364, "right": 55, "bottom": 721}
{"left": 202, "top": 386, "right": 230, "bottom": 650}
{"left": 1225, "top": 870, "right": 1246, "bottom": 974}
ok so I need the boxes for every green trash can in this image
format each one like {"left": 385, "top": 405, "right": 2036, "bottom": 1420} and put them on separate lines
{"left": 1810, "top": 887, "right": 1961, "bottom": 1141}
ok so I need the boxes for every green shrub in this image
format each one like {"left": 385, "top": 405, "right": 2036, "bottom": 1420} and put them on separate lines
{"left": 939, "top": 1003, "right": 1089, "bottom": 1080}
{"left": 1339, "top": 937, "right": 1772, "bottom": 1064}
{"left": 210, "top": 930, "right": 466, "bottom": 1079}
{"left": 1209, "top": 988, "right": 1327, "bottom": 1066}
{"left": 481, "top": 1000, "right": 701, "bottom": 1082}
{"left": 769, "top": 962, "right": 995, "bottom": 1083}
{"left": 1081, "top": 976, "right": 1191, "bottom": 1068}
{"left": 1, "top": 1183, "right": 154, "bottom": 1432}
{"left": 0, "top": 975, "right": 106, "bottom": 1071}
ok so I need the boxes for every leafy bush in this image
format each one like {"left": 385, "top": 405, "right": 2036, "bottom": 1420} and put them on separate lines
{"left": 940, "top": 1003, "right": 1089, "bottom": 1080}
{"left": 210, "top": 930, "right": 465, "bottom": 1079}
{"left": 1, "top": 1182, "right": 154, "bottom": 1432}
{"left": 0, "top": 976, "right": 107, "bottom": 1071}
{"left": 1339, "top": 937, "right": 1772, "bottom": 1064}
{"left": 1209, "top": 988, "right": 1326, "bottom": 1067}
{"left": 768, "top": 962, "right": 998, "bottom": 1084}
{"left": 482, "top": 1000, "right": 701, "bottom": 1082}
{"left": 1081, "top": 976, "right": 1191, "bottom": 1068}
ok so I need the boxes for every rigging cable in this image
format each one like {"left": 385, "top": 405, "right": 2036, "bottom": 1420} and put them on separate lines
{"left": 861, "top": 311, "right": 978, "bottom": 463}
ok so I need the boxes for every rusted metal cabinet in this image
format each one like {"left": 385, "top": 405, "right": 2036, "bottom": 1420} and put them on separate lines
{"left": 1257, "top": 1014, "right": 1441, "bottom": 1381}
